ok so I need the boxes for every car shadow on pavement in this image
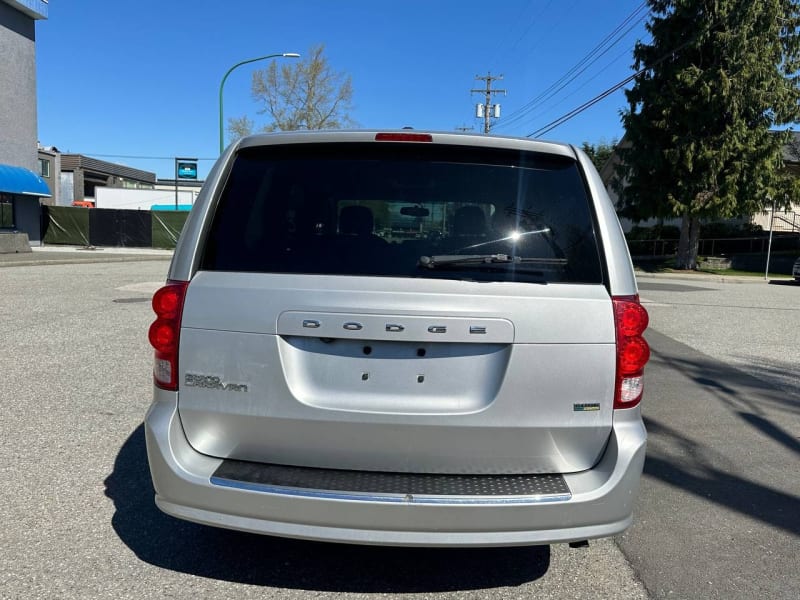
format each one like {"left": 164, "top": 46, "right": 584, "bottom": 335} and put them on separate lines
{"left": 641, "top": 330, "right": 800, "bottom": 537}
{"left": 643, "top": 417, "right": 800, "bottom": 537}
{"left": 104, "top": 425, "right": 550, "bottom": 592}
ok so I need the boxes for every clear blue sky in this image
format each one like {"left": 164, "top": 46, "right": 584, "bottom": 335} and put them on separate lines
{"left": 36, "top": 0, "right": 649, "bottom": 179}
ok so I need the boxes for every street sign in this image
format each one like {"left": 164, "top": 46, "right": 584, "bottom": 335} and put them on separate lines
{"left": 177, "top": 162, "right": 198, "bottom": 179}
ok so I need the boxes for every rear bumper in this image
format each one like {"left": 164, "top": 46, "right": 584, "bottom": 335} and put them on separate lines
{"left": 144, "top": 391, "right": 646, "bottom": 547}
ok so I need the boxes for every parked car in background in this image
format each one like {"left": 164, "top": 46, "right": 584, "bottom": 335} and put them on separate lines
{"left": 145, "top": 130, "right": 650, "bottom": 547}
{"left": 793, "top": 256, "right": 800, "bottom": 282}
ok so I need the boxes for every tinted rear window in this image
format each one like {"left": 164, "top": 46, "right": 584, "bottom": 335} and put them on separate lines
{"left": 200, "top": 143, "right": 602, "bottom": 283}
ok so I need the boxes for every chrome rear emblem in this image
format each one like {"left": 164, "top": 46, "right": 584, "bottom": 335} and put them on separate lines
{"left": 185, "top": 373, "right": 248, "bottom": 393}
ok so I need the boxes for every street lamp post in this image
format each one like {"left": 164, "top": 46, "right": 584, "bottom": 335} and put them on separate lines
{"left": 218, "top": 52, "right": 300, "bottom": 153}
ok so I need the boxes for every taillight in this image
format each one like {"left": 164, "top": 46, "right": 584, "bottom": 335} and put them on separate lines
{"left": 613, "top": 295, "right": 650, "bottom": 409}
{"left": 148, "top": 280, "right": 189, "bottom": 391}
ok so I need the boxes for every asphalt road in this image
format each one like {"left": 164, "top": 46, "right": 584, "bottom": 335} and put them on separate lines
{"left": 630, "top": 278, "right": 800, "bottom": 599}
{"left": 0, "top": 259, "right": 797, "bottom": 599}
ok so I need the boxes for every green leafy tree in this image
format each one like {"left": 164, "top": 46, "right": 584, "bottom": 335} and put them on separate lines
{"left": 227, "top": 44, "right": 355, "bottom": 140}
{"left": 616, "top": 0, "right": 800, "bottom": 269}
{"left": 581, "top": 138, "right": 618, "bottom": 171}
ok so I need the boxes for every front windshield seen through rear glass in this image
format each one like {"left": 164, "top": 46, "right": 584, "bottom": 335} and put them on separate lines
{"left": 201, "top": 142, "right": 603, "bottom": 284}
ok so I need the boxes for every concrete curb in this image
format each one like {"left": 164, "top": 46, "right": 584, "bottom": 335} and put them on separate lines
{"left": 0, "top": 255, "right": 172, "bottom": 268}
{"left": 635, "top": 270, "right": 795, "bottom": 284}
{"left": 0, "top": 246, "right": 173, "bottom": 268}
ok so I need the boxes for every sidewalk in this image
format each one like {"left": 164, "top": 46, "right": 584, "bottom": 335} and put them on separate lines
{"left": 0, "top": 245, "right": 173, "bottom": 268}
{"left": 635, "top": 267, "right": 794, "bottom": 284}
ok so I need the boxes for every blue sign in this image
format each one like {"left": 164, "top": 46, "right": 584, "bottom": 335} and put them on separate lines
{"left": 177, "top": 162, "right": 198, "bottom": 179}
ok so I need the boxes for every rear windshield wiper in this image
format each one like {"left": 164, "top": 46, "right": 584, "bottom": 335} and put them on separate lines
{"left": 418, "top": 254, "right": 567, "bottom": 270}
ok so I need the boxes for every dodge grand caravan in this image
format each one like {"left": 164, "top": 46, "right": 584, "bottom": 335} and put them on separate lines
{"left": 145, "top": 130, "right": 650, "bottom": 547}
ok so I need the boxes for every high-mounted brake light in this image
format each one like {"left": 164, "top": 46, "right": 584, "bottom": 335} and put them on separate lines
{"left": 375, "top": 132, "right": 433, "bottom": 142}
{"left": 612, "top": 295, "right": 650, "bottom": 409}
{"left": 148, "top": 280, "right": 189, "bottom": 391}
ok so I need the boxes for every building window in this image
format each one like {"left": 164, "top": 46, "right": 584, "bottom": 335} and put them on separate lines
{"left": 39, "top": 158, "right": 51, "bottom": 178}
{"left": 0, "top": 193, "right": 14, "bottom": 229}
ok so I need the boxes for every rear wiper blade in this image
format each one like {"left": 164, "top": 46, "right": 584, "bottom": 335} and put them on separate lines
{"left": 418, "top": 254, "right": 567, "bottom": 269}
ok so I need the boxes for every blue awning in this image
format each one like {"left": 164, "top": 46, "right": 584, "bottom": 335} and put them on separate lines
{"left": 0, "top": 163, "right": 51, "bottom": 197}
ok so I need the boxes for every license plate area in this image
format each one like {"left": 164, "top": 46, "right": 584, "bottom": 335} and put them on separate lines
{"left": 279, "top": 336, "right": 511, "bottom": 414}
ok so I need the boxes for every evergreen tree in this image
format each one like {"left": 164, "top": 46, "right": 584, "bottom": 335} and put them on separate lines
{"left": 616, "top": 0, "right": 800, "bottom": 269}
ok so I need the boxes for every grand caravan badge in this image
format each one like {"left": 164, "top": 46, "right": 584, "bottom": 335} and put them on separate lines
{"left": 185, "top": 373, "right": 248, "bottom": 393}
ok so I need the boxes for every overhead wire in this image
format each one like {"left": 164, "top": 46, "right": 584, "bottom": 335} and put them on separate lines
{"left": 527, "top": 72, "right": 638, "bottom": 138}
{"left": 503, "top": 0, "right": 581, "bottom": 69}
{"left": 485, "top": 0, "right": 541, "bottom": 68}
{"left": 502, "top": 12, "right": 646, "bottom": 127}
{"left": 492, "top": 0, "right": 557, "bottom": 66}
{"left": 511, "top": 44, "right": 635, "bottom": 130}
{"left": 496, "top": 2, "right": 648, "bottom": 131}
{"left": 527, "top": 29, "right": 710, "bottom": 138}
{"left": 80, "top": 153, "right": 217, "bottom": 161}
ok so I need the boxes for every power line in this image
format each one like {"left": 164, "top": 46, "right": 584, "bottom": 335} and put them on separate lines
{"left": 487, "top": 0, "right": 556, "bottom": 68}
{"left": 504, "top": 44, "right": 634, "bottom": 133}
{"left": 507, "top": 12, "right": 646, "bottom": 127}
{"left": 498, "top": 2, "right": 648, "bottom": 130}
{"left": 527, "top": 31, "right": 707, "bottom": 139}
{"left": 500, "top": 3, "right": 647, "bottom": 129}
{"left": 527, "top": 71, "right": 638, "bottom": 138}
{"left": 79, "top": 153, "right": 217, "bottom": 161}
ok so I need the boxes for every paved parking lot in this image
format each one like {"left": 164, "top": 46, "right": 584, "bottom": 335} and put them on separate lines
{"left": 632, "top": 276, "right": 799, "bottom": 599}
{"left": 638, "top": 276, "right": 800, "bottom": 397}
{"left": 0, "top": 257, "right": 797, "bottom": 599}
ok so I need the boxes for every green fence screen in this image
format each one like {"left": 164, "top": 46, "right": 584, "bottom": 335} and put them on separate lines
{"left": 151, "top": 210, "right": 189, "bottom": 249}
{"left": 42, "top": 206, "right": 91, "bottom": 246}
{"left": 42, "top": 206, "right": 189, "bottom": 249}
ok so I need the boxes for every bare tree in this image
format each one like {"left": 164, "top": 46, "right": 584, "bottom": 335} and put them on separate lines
{"left": 226, "top": 115, "right": 255, "bottom": 141}
{"left": 227, "top": 44, "right": 355, "bottom": 142}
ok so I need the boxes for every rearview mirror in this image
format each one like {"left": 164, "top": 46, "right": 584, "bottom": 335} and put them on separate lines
{"left": 400, "top": 206, "right": 430, "bottom": 217}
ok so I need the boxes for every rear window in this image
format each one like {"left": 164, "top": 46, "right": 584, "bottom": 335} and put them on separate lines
{"left": 200, "top": 143, "right": 603, "bottom": 284}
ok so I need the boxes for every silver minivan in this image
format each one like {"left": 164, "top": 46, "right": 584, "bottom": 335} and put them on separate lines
{"left": 145, "top": 130, "right": 650, "bottom": 547}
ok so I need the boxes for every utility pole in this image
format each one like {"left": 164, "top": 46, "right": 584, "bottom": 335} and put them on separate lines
{"left": 471, "top": 72, "right": 506, "bottom": 133}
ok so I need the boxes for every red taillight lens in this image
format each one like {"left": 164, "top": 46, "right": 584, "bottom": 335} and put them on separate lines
{"left": 614, "top": 300, "right": 649, "bottom": 337}
{"left": 375, "top": 132, "right": 433, "bottom": 142}
{"left": 618, "top": 337, "right": 651, "bottom": 374}
{"left": 613, "top": 295, "right": 650, "bottom": 409}
{"left": 148, "top": 319, "right": 177, "bottom": 353}
{"left": 148, "top": 280, "right": 188, "bottom": 391}
{"left": 152, "top": 286, "right": 183, "bottom": 319}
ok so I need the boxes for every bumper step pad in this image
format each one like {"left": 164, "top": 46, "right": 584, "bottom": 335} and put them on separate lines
{"left": 211, "top": 459, "right": 571, "bottom": 505}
